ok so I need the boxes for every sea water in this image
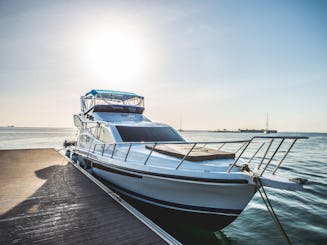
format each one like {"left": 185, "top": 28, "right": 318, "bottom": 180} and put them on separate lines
{"left": 0, "top": 127, "right": 326, "bottom": 244}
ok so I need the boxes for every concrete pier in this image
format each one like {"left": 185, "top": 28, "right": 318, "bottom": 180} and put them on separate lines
{"left": 0, "top": 149, "right": 175, "bottom": 244}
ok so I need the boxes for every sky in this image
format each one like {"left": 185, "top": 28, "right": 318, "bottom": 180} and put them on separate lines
{"left": 0, "top": 0, "right": 326, "bottom": 132}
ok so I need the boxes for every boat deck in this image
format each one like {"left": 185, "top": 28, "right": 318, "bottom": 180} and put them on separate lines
{"left": 0, "top": 149, "right": 174, "bottom": 244}
{"left": 145, "top": 144, "right": 235, "bottom": 161}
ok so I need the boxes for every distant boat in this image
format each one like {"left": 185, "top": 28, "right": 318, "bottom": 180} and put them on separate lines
{"left": 239, "top": 129, "right": 265, "bottom": 133}
{"left": 210, "top": 129, "right": 238, "bottom": 133}
{"left": 7, "top": 125, "right": 14, "bottom": 128}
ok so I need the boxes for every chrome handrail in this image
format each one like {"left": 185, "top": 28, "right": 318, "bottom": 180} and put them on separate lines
{"left": 176, "top": 143, "right": 197, "bottom": 170}
{"left": 229, "top": 136, "right": 307, "bottom": 174}
{"left": 249, "top": 142, "right": 265, "bottom": 163}
{"left": 257, "top": 139, "right": 273, "bottom": 170}
{"left": 227, "top": 141, "right": 251, "bottom": 173}
{"left": 93, "top": 140, "right": 249, "bottom": 147}
{"left": 272, "top": 139, "right": 298, "bottom": 175}
{"left": 144, "top": 143, "right": 157, "bottom": 165}
{"left": 111, "top": 144, "right": 116, "bottom": 158}
{"left": 260, "top": 138, "right": 284, "bottom": 176}
{"left": 124, "top": 144, "right": 133, "bottom": 162}
{"left": 90, "top": 136, "right": 307, "bottom": 175}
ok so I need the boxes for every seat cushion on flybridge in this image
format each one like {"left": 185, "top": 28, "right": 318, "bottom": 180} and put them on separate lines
{"left": 145, "top": 144, "right": 235, "bottom": 161}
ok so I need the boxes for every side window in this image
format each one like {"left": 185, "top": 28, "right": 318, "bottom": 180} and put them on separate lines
{"left": 90, "top": 126, "right": 114, "bottom": 144}
{"left": 90, "top": 127, "right": 96, "bottom": 136}
{"left": 78, "top": 134, "right": 91, "bottom": 148}
{"left": 89, "top": 126, "right": 101, "bottom": 140}
{"left": 82, "top": 126, "right": 113, "bottom": 144}
{"left": 90, "top": 127, "right": 99, "bottom": 138}
{"left": 98, "top": 126, "right": 114, "bottom": 144}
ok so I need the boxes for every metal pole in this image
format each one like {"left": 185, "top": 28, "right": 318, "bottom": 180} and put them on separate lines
{"left": 144, "top": 143, "right": 157, "bottom": 165}
{"left": 260, "top": 139, "right": 284, "bottom": 176}
{"left": 176, "top": 143, "right": 197, "bottom": 170}
{"left": 217, "top": 143, "right": 225, "bottom": 150}
{"left": 272, "top": 139, "right": 297, "bottom": 175}
{"left": 111, "top": 144, "right": 116, "bottom": 158}
{"left": 235, "top": 142, "right": 247, "bottom": 154}
{"left": 249, "top": 142, "right": 265, "bottom": 163}
{"left": 227, "top": 141, "right": 251, "bottom": 173}
{"left": 257, "top": 139, "right": 273, "bottom": 170}
{"left": 102, "top": 144, "right": 105, "bottom": 156}
{"left": 124, "top": 143, "right": 132, "bottom": 162}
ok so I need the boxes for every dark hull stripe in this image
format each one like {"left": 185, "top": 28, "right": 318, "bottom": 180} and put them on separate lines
{"left": 94, "top": 173, "right": 242, "bottom": 215}
{"left": 76, "top": 151, "right": 249, "bottom": 184}
{"left": 93, "top": 162, "right": 142, "bottom": 178}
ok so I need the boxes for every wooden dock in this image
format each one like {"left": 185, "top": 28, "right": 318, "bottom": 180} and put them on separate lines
{"left": 0, "top": 149, "right": 178, "bottom": 244}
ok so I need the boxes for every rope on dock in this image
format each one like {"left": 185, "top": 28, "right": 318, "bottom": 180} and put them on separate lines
{"left": 257, "top": 178, "right": 292, "bottom": 245}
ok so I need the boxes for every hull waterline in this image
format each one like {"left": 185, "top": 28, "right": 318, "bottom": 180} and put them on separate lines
{"left": 101, "top": 179, "right": 239, "bottom": 231}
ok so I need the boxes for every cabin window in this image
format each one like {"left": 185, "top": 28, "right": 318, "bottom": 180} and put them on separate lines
{"left": 116, "top": 126, "right": 183, "bottom": 142}
{"left": 90, "top": 126, "right": 114, "bottom": 144}
{"left": 90, "top": 127, "right": 99, "bottom": 138}
{"left": 78, "top": 134, "right": 92, "bottom": 148}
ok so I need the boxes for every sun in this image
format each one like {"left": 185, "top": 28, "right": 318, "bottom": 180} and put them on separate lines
{"left": 84, "top": 25, "right": 147, "bottom": 82}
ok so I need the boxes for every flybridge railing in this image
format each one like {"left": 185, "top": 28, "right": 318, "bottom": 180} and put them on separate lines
{"left": 91, "top": 136, "right": 307, "bottom": 174}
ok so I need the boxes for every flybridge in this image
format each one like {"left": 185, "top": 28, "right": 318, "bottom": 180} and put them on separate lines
{"left": 81, "top": 89, "right": 145, "bottom": 114}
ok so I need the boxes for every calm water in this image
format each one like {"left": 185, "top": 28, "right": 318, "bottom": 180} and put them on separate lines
{"left": 0, "top": 127, "right": 326, "bottom": 244}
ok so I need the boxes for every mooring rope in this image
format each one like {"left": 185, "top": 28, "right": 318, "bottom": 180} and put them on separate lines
{"left": 257, "top": 178, "right": 292, "bottom": 245}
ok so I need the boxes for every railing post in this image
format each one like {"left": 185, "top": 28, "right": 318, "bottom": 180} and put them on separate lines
{"left": 144, "top": 143, "right": 157, "bottom": 165}
{"left": 227, "top": 141, "right": 251, "bottom": 173}
{"left": 257, "top": 139, "right": 273, "bottom": 170}
{"left": 101, "top": 144, "right": 105, "bottom": 156}
{"left": 217, "top": 143, "right": 225, "bottom": 150}
{"left": 235, "top": 142, "right": 247, "bottom": 154}
{"left": 260, "top": 139, "right": 284, "bottom": 176}
{"left": 272, "top": 139, "right": 297, "bottom": 175}
{"left": 111, "top": 144, "right": 116, "bottom": 158}
{"left": 249, "top": 142, "right": 265, "bottom": 163}
{"left": 124, "top": 143, "right": 132, "bottom": 162}
{"left": 176, "top": 143, "right": 197, "bottom": 170}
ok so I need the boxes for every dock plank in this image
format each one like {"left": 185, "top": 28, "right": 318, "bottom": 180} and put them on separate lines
{"left": 0, "top": 149, "right": 167, "bottom": 244}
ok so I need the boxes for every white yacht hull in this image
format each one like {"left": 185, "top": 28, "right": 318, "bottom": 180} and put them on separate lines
{"left": 78, "top": 156, "right": 257, "bottom": 231}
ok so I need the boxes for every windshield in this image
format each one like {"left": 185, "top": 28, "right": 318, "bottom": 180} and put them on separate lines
{"left": 81, "top": 90, "right": 144, "bottom": 113}
{"left": 116, "top": 126, "right": 184, "bottom": 142}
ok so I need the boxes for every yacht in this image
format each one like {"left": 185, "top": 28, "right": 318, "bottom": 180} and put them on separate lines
{"left": 68, "top": 89, "right": 306, "bottom": 231}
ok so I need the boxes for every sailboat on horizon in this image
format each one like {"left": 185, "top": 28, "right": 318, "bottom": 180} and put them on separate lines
{"left": 264, "top": 113, "right": 277, "bottom": 134}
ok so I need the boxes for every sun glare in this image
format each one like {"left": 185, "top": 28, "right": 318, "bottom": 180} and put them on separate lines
{"left": 85, "top": 25, "right": 147, "bottom": 82}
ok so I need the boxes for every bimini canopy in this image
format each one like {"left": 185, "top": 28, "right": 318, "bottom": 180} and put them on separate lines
{"left": 85, "top": 89, "right": 143, "bottom": 99}
{"left": 81, "top": 89, "right": 145, "bottom": 114}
